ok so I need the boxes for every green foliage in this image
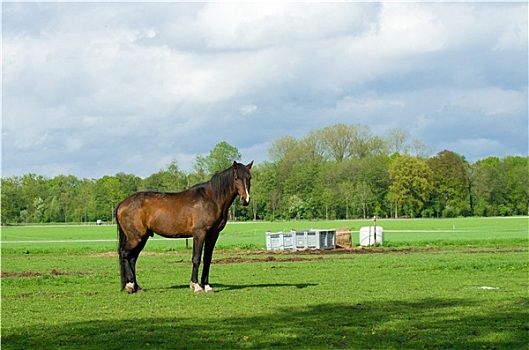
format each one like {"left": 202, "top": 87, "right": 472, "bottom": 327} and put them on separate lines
{"left": 427, "top": 150, "right": 469, "bottom": 217}
{"left": 389, "top": 155, "right": 433, "bottom": 218}
{"left": 141, "top": 160, "right": 189, "bottom": 192}
{"left": 194, "top": 141, "right": 242, "bottom": 178}
{"left": 1, "top": 125, "right": 528, "bottom": 224}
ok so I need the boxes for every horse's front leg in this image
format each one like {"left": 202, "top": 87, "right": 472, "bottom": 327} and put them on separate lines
{"left": 201, "top": 231, "right": 219, "bottom": 293}
{"left": 190, "top": 232, "right": 205, "bottom": 294}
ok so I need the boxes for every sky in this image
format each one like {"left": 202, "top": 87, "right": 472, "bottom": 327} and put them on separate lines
{"left": 2, "top": 1, "right": 528, "bottom": 179}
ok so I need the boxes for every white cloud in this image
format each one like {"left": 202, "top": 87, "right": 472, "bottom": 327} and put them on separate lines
{"left": 195, "top": 3, "right": 377, "bottom": 50}
{"left": 450, "top": 88, "right": 527, "bottom": 116}
{"left": 2, "top": 2, "right": 527, "bottom": 178}
{"left": 239, "top": 104, "right": 258, "bottom": 116}
{"left": 65, "top": 137, "right": 83, "bottom": 153}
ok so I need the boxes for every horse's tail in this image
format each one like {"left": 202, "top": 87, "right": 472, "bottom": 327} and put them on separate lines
{"left": 115, "top": 202, "right": 127, "bottom": 291}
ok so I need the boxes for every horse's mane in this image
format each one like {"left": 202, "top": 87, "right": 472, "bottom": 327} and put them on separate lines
{"left": 190, "top": 165, "right": 236, "bottom": 201}
{"left": 209, "top": 165, "right": 236, "bottom": 201}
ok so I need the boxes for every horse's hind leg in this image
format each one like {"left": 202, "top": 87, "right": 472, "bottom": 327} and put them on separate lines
{"left": 119, "top": 232, "right": 149, "bottom": 294}
{"left": 190, "top": 232, "right": 206, "bottom": 294}
{"left": 119, "top": 250, "right": 136, "bottom": 293}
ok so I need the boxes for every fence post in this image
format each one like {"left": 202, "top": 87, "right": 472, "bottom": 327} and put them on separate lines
{"left": 373, "top": 216, "right": 377, "bottom": 247}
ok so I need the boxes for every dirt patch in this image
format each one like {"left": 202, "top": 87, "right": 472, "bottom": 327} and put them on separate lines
{"left": 461, "top": 248, "right": 527, "bottom": 254}
{"left": 94, "top": 247, "right": 443, "bottom": 259}
{"left": 214, "top": 256, "right": 324, "bottom": 264}
{"left": 170, "top": 256, "right": 324, "bottom": 264}
{"left": 0, "top": 269, "right": 92, "bottom": 278}
{"left": 94, "top": 251, "right": 118, "bottom": 257}
{"left": 168, "top": 247, "right": 443, "bottom": 264}
{"left": 0, "top": 271, "right": 43, "bottom": 278}
{"left": 90, "top": 251, "right": 166, "bottom": 257}
{"left": 226, "top": 247, "right": 440, "bottom": 256}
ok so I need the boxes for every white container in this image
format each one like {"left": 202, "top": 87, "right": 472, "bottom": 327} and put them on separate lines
{"left": 266, "top": 231, "right": 295, "bottom": 250}
{"left": 359, "top": 226, "right": 384, "bottom": 246}
{"left": 294, "top": 229, "right": 307, "bottom": 250}
{"left": 293, "top": 229, "right": 336, "bottom": 250}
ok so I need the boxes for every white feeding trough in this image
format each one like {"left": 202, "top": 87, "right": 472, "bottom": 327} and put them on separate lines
{"left": 265, "top": 231, "right": 295, "bottom": 250}
{"left": 293, "top": 229, "right": 336, "bottom": 250}
{"left": 265, "top": 229, "right": 336, "bottom": 250}
{"left": 359, "top": 226, "right": 384, "bottom": 246}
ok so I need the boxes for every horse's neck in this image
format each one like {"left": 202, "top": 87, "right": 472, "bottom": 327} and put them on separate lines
{"left": 209, "top": 183, "right": 238, "bottom": 216}
{"left": 219, "top": 191, "right": 238, "bottom": 216}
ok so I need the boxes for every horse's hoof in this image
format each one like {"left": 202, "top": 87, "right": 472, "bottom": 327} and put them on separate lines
{"left": 125, "top": 282, "right": 135, "bottom": 294}
{"left": 204, "top": 285, "right": 213, "bottom": 293}
{"left": 190, "top": 282, "right": 204, "bottom": 294}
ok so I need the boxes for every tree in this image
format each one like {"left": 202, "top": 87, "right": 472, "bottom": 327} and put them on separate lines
{"left": 2, "top": 123, "right": 528, "bottom": 224}
{"left": 47, "top": 175, "right": 82, "bottom": 222}
{"left": 320, "top": 124, "right": 353, "bottom": 162}
{"left": 193, "top": 141, "right": 242, "bottom": 219}
{"left": 95, "top": 176, "right": 123, "bottom": 222}
{"left": 19, "top": 174, "right": 48, "bottom": 223}
{"left": 282, "top": 161, "right": 321, "bottom": 219}
{"left": 254, "top": 162, "right": 281, "bottom": 221}
{"left": 427, "top": 150, "right": 469, "bottom": 217}
{"left": 73, "top": 179, "right": 97, "bottom": 223}
{"left": 410, "top": 139, "right": 433, "bottom": 159}
{"left": 338, "top": 181, "right": 354, "bottom": 219}
{"left": 386, "top": 128, "right": 409, "bottom": 155}
{"left": 300, "top": 130, "right": 327, "bottom": 164}
{"left": 349, "top": 124, "right": 383, "bottom": 158}
{"left": 193, "top": 142, "right": 242, "bottom": 184}
{"left": 1, "top": 177, "right": 23, "bottom": 224}
{"left": 268, "top": 135, "right": 298, "bottom": 163}
{"left": 501, "top": 156, "right": 529, "bottom": 215}
{"left": 471, "top": 156, "right": 529, "bottom": 216}
{"left": 470, "top": 157, "right": 501, "bottom": 216}
{"left": 355, "top": 181, "right": 375, "bottom": 219}
{"left": 287, "top": 195, "right": 304, "bottom": 220}
{"left": 356, "top": 155, "right": 391, "bottom": 217}
{"left": 141, "top": 160, "right": 188, "bottom": 192}
{"left": 389, "top": 155, "right": 433, "bottom": 218}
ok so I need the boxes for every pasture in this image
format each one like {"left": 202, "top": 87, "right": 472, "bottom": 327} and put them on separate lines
{"left": 2, "top": 217, "right": 528, "bottom": 349}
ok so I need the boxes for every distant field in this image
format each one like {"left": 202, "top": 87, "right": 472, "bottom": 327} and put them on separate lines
{"left": 2, "top": 217, "right": 527, "bottom": 254}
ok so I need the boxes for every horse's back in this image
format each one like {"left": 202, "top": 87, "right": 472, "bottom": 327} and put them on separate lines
{"left": 117, "top": 189, "right": 208, "bottom": 238}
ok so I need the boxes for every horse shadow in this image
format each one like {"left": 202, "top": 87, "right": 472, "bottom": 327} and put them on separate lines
{"left": 165, "top": 282, "right": 318, "bottom": 293}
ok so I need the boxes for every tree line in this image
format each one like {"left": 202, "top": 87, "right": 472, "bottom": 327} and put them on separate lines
{"left": 2, "top": 124, "right": 528, "bottom": 224}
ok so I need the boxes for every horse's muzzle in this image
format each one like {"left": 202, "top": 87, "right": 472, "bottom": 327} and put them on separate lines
{"left": 240, "top": 197, "right": 250, "bottom": 206}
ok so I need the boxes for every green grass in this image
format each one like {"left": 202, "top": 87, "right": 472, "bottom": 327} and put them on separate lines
{"left": 2, "top": 217, "right": 527, "bottom": 253}
{"left": 2, "top": 249, "right": 528, "bottom": 349}
{"left": 2, "top": 218, "right": 528, "bottom": 349}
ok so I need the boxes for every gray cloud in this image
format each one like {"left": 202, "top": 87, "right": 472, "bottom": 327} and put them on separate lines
{"left": 2, "top": 2, "right": 527, "bottom": 178}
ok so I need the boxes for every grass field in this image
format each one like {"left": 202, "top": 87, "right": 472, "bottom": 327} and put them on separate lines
{"left": 2, "top": 216, "right": 527, "bottom": 253}
{"left": 2, "top": 217, "right": 528, "bottom": 349}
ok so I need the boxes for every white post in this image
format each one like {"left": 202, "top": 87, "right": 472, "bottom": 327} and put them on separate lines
{"left": 373, "top": 216, "right": 377, "bottom": 247}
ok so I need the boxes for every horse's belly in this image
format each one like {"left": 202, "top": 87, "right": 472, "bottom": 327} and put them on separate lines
{"left": 146, "top": 214, "right": 194, "bottom": 239}
{"left": 155, "top": 231, "right": 193, "bottom": 239}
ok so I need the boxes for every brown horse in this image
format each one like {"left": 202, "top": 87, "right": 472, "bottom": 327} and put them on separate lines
{"left": 116, "top": 161, "right": 253, "bottom": 294}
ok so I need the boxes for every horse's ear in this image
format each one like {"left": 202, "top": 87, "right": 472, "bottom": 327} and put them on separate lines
{"left": 246, "top": 161, "right": 254, "bottom": 169}
{"left": 233, "top": 161, "right": 239, "bottom": 179}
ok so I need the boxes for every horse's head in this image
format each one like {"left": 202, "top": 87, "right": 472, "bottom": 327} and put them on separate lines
{"left": 233, "top": 160, "right": 253, "bottom": 206}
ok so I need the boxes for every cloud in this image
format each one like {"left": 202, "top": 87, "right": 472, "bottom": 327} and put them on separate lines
{"left": 195, "top": 3, "right": 379, "bottom": 50}
{"left": 2, "top": 2, "right": 527, "bottom": 178}
{"left": 239, "top": 104, "right": 258, "bottom": 116}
